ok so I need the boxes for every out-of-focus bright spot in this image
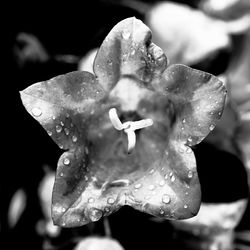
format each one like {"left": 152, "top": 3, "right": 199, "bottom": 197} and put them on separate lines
{"left": 146, "top": 2, "right": 250, "bottom": 65}
{"left": 78, "top": 48, "right": 98, "bottom": 73}
{"left": 8, "top": 189, "right": 26, "bottom": 228}
{"left": 37, "top": 169, "right": 61, "bottom": 237}
{"left": 74, "top": 237, "right": 124, "bottom": 250}
{"left": 171, "top": 199, "right": 247, "bottom": 231}
{"left": 203, "top": 0, "right": 239, "bottom": 11}
{"left": 170, "top": 199, "right": 248, "bottom": 250}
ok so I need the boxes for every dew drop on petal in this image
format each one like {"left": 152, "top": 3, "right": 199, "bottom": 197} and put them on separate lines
{"left": 184, "top": 204, "right": 188, "bottom": 209}
{"left": 88, "top": 208, "right": 102, "bottom": 222}
{"left": 134, "top": 183, "right": 142, "bottom": 189}
{"left": 60, "top": 121, "right": 64, "bottom": 126}
{"left": 72, "top": 135, "right": 78, "bottom": 142}
{"left": 52, "top": 116, "right": 56, "bottom": 120}
{"left": 164, "top": 174, "right": 168, "bottom": 179}
{"left": 63, "top": 158, "right": 70, "bottom": 165}
{"left": 60, "top": 172, "right": 64, "bottom": 177}
{"left": 186, "top": 147, "right": 192, "bottom": 153}
{"left": 47, "top": 131, "right": 52, "bottom": 136}
{"left": 88, "top": 197, "right": 95, "bottom": 203}
{"left": 187, "top": 136, "right": 192, "bottom": 143}
{"left": 122, "top": 30, "right": 130, "bottom": 40}
{"left": 182, "top": 118, "right": 186, "bottom": 124}
{"left": 162, "top": 194, "right": 171, "bottom": 204}
{"left": 64, "top": 128, "right": 70, "bottom": 135}
{"left": 31, "top": 107, "right": 42, "bottom": 117}
{"left": 171, "top": 175, "right": 175, "bottom": 182}
{"left": 149, "top": 169, "right": 155, "bottom": 174}
{"left": 209, "top": 124, "right": 215, "bottom": 131}
{"left": 159, "top": 180, "right": 165, "bottom": 186}
{"left": 107, "top": 59, "right": 113, "bottom": 66}
{"left": 107, "top": 197, "right": 115, "bottom": 204}
{"left": 160, "top": 209, "right": 164, "bottom": 215}
{"left": 56, "top": 125, "right": 62, "bottom": 133}
{"left": 188, "top": 170, "right": 193, "bottom": 178}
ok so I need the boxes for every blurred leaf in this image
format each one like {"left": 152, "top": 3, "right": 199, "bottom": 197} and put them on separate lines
{"left": 74, "top": 237, "right": 124, "bottom": 250}
{"left": 146, "top": 2, "right": 250, "bottom": 65}
{"left": 8, "top": 189, "right": 26, "bottom": 228}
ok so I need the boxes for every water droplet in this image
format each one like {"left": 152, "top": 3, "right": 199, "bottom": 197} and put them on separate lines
{"left": 59, "top": 144, "right": 64, "bottom": 149}
{"left": 62, "top": 207, "right": 66, "bottom": 212}
{"left": 105, "top": 207, "right": 110, "bottom": 213}
{"left": 89, "top": 208, "right": 102, "bottom": 222}
{"left": 56, "top": 125, "right": 62, "bottom": 133}
{"left": 107, "top": 59, "right": 113, "bottom": 66}
{"left": 162, "top": 194, "right": 171, "bottom": 204}
{"left": 164, "top": 174, "right": 168, "bottom": 179}
{"left": 62, "top": 222, "right": 66, "bottom": 227}
{"left": 148, "top": 185, "right": 155, "bottom": 191}
{"left": 60, "top": 121, "right": 64, "bottom": 126}
{"left": 64, "top": 128, "right": 70, "bottom": 135}
{"left": 72, "top": 135, "right": 78, "bottom": 142}
{"left": 187, "top": 136, "right": 192, "bottom": 143}
{"left": 186, "top": 147, "right": 192, "bottom": 153}
{"left": 134, "top": 183, "right": 142, "bottom": 189}
{"left": 88, "top": 197, "right": 95, "bottom": 203}
{"left": 149, "top": 169, "right": 155, "bottom": 174}
{"left": 60, "top": 172, "right": 64, "bottom": 177}
{"left": 184, "top": 204, "right": 188, "bottom": 209}
{"left": 31, "top": 107, "right": 42, "bottom": 117}
{"left": 188, "top": 170, "right": 193, "bottom": 178}
{"left": 218, "top": 112, "right": 221, "bottom": 116}
{"left": 209, "top": 124, "right": 215, "bottom": 131}
{"left": 107, "top": 197, "right": 115, "bottom": 204}
{"left": 182, "top": 118, "right": 186, "bottom": 124}
{"left": 159, "top": 180, "right": 165, "bottom": 186}
{"left": 52, "top": 116, "right": 56, "bottom": 120}
{"left": 85, "top": 147, "right": 89, "bottom": 155}
{"left": 47, "top": 131, "right": 52, "bottom": 136}
{"left": 63, "top": 158, "right": 70, "bottom": 165}
{"left": 169, "top": 172, "right": 173, "bottom": 177}
{"left": 171, "top": 175, "right": 175, "bottom": 182}
{"left": 160, "top": 209, "right": 164, "bottom": 215}
{"left": 181, "top": 126, "right": 184, "bottom": 131}
{"left": 122, "top": 30, "right": 130, "bottom": 40}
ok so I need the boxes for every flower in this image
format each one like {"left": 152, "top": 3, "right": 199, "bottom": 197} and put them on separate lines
{"left": 20, "top": 17, "right": 226, "bottom": 227}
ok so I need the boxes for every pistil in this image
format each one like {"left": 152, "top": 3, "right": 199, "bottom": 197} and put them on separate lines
{"left": 109, "top": 108, "right": 153, "bottom": 153}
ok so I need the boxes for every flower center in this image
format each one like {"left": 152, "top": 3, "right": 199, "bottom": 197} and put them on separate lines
{"left": 109, "top": 108, "right": 153, "bottom": 154}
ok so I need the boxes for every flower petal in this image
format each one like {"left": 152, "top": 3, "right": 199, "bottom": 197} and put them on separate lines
{"left": 20, "top": 71, "right": 106, "bottom": 150}
{"left": 128, "top": 140, "right": 201, "bottom": 220}
{"left": 94, "top": 17, "right": 168, "bottom": 91}
{"left": 153, "top": 64, "right": 227, "bottom": 146}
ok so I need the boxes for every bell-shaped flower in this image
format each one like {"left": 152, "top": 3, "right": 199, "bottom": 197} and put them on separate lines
{"left": 20, "top": 17, "right": 226, "bottom": 227}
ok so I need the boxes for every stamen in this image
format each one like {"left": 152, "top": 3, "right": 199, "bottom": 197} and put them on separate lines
{"left": 125, "top": 129, "right": 136, "bottom": 154}
{"left": 130, "top": 119, "right": 153, "bottom": 131}
{"left": 109, "top": 108, "right": 153, "bottom": 153}
{"left": 109, "top": 108, "right": 123, "bottom": 130}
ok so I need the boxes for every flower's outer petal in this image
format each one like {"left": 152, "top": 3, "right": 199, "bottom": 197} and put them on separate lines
{"left": 20, "top": 71, "right": 105, "bottom": 150}
{"left": 20, "top": 71, "right": 107, "bottom": 227}
{"left": 94, "top": 17, "right": 168, "bottom": 91}
{"left": 128, "top": 140, "right": 201, "bottom": 220}
{"left": 153, "top": 64, "right": 227, "bottom": 146}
